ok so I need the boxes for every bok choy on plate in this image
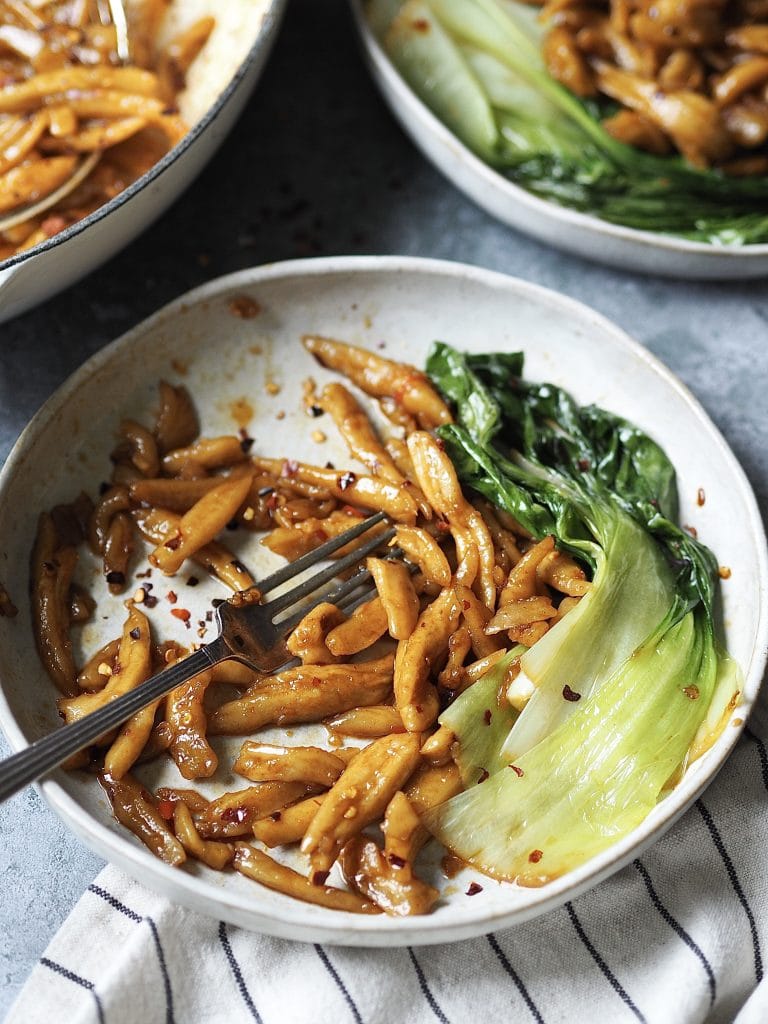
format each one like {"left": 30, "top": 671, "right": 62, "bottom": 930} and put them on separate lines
{"left": 424, "top": 342, "right": 741, "bottom": 884}
{"left": 368, "top": 0, "right": 768, "bottom": 245}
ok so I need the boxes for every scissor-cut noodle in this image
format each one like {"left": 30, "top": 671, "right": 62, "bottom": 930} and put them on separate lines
{"left": 30, "top": 341, "right": 593, "bottom": 915}
{"left": 0, "top": 3, "right": 214, "bottom": 260}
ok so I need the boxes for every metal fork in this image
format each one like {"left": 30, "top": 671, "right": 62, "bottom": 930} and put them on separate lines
{"left": 0, "top": 511, "right": 397, "bottom": 804}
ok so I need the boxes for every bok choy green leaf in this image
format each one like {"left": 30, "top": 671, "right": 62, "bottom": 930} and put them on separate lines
{"left": 422, "top": 342, "right": 740, "bottom": 883}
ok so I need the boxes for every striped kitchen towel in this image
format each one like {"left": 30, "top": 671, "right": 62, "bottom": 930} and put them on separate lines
{"left": 7, "top": 708, "right": 768, "bottom": 1024}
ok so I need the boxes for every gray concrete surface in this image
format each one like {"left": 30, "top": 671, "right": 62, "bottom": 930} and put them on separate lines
{"left": 1, "top": 0, "right": 766, "bottom": 1014}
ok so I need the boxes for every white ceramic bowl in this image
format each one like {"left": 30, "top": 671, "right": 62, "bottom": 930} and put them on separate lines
{"left": 0, "top": 0, "right": 287, "bottom": 324}
{"left": 0, "top": 256, "right": 765, "bottom": 945}
{"left": 350, "top": 0, "right": 768, "bottom": 280}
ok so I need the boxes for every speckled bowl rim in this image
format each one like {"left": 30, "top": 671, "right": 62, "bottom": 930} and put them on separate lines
{"left": 349, "top": 0, "right": 768, "bottom": 264}
{"left": 0, "top": 256, "right": 765, "bottom": 945}
{"left": 0, "top": 0, "right": 288, "bottom": 274}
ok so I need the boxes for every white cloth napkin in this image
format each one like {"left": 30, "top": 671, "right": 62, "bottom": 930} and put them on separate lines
{"left": 8, "top": 700, "right": 768, "bottom": 1024}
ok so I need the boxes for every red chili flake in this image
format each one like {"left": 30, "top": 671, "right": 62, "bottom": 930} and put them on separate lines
{"left": 578, "top": 459, "right": 590, "bottom": 471}
{"left": 462, "top": 600, "right": 471, "bottom": 611}
{"left": 240, "top": 437, "right": 254, "bottom": 454}
{"left": 167, "top": 590, "right": 178, "bottom": 604}
{"left": 157, "top": 799, "right": 175, "bottom": 820}
{"left": 509, "top": 764, "right": 524, "bottom": 777}
{"left": 562, "top": 684, "right": 581, "bottom": 702}
{"left": 483, "top": 709, "right": 492, "bottom": 726}
{"left": 338, "top": 471, "right": 357, "bottom": 491}
{"left": 313, "top": 529, "right": 329, "bottom": 542}
{"left": 311, "top": 870, "right": 330, "bottom": 886}
{"left": 281, "top": 459, "right": 299, "bottom": 478}
{"left": 388, "top": 854, "right": 406, "bottom": 869}
{"left": 205, "top": 610, "right": 213, "bottom": 622}
{"left": 144, "top": 594, "right": 158, "bottom": 609}
{"left": 528, "top": 849, "right": 543, "bottom": 864}
{"left": 187, "top": 576, "right": 199, "bottom": 587}
{"left": 342, "top": 504, "right": 364, "bottom": 517}
{"left": 697, "top": 488, "right": 706, "bottom": 507}
{"left": 171, "top": 608, "right": 191, "bottom": 623}
{"left": 129, "top": 627, "right": 141, "bottom": 640}
{"left": 164, "top": 536, "right": 182, "bottom": 551}
{"left": 435, "top": 437, "right": 446, "bottom": 451}
{"left": 436, "top": 519, "right": 451, "bottom": 533}
{"left": 466, "top": 882, "right": 483, "bottom": 896}
{"left": 684, "top": 524, "right": 698, "bottom": 538}
{"left": 106, "top": 570, "right": 125, "bottom": 585}
{"left": 221, "top": 806, "right": 249, "bottom": 824}
{"left": 270, "top": 811, "right": 282, "bottom": 822}
{"left": 266, "top": 492, "right": 280, "bottom": 510}
{"left": 477, "top": 768, "right": 489, "bottom": 784}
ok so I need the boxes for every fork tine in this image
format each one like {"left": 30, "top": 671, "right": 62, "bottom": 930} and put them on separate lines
{"left": 276, "top": 566, "right": 374, "bottom": 634}
{"left": 266, "top": 524, "right": 397, "bottom": 615}
{"left": 275, "top": 548, "right": 413, "bottom": 634}
{"left": 255, "top": 511, "right": 387, "bottom": 597}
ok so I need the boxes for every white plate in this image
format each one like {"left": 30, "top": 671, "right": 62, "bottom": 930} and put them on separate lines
{"left": 0, "top": 256, "right": 765, "bottom": 945}
{"left": 0, "top": 0, "right": 287, "bottom": 324}
{"left": 350, "top": 0, "right": 768, "bottom": 280}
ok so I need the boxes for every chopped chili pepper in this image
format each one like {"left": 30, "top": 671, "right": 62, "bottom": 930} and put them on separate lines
{"left": 562, "top": 684, "right": 581, "bottom": 702}
{"left": 157, "top": 799, "right": 175, "bottom": 821}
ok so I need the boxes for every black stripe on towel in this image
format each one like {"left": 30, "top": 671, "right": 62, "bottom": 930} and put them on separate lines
{"left": 218, "top": 921, "right": 263, "bottom": 1023}
{"left": 407, "top": 947, "right": 450, "bottom": 1024}
{"left": 87, "top": 884, "right": 141, "bottom": 922}
{"left": 746, "top": 728, "right": 768, "bottom": 793}
{"left": 633, "top": 859, "right": 716, "bottom": 1007}
{"left": 40, "top": 956, "right": 105, "bottom": 1024}
{"left": 87, "top": 883, "right": 175, "bottom": 1024}
{"left": 314, "top": 945, "right": 363, "bottom": 1024}
{"left": 566, "top": 903, "right": 646, "bottom": 1023}
{"left": 487, "top": 934, "right": 544, "bottom": 1023}
{"left": 696, "top": 799, "right": 763, "bottom": 983}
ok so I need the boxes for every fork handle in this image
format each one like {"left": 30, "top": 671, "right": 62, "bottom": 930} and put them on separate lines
{"left": 0, "top": 638, "right": 228, "bottom": 805}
